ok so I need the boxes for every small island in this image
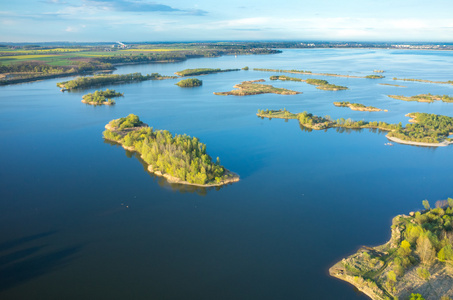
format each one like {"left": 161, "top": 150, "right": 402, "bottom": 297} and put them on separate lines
{"left": 214, "top": 80, "right": 301, "bottom": 96}
{"left": 373, "top": 70, "right": 385, "bottom": 73}
{"left": 270, "top": 75, "right": 348, "bottom": 91}
{"left": 257, "top": 109, "right": 453, "bottom": 146}
{"left": 57, "top": 72, "right": 176, "bottom": 91}
{"left": 392, "top": 77, "right": 453, "bottom": 85}
{"left": 379, "top": 83, "right": 406, "bottom": 88}
{"left": 330, "top": 199, "right": 453, "bottom": 300}
{"left": 365, "top": 75, "right": 385, "bottom": 79}
{"left": 103, "top": 114, "right": 239, "bottom": 187}
{"left": 388, "top": 94, "right": 453, "bottom": 103}
{"left": 175, "top": 68, "right": 240, "bottom": 76}
{"left": 175, "top": 78, "right": 202, "bottom": 87}
{"left": 254, "top": 68, "right": 382, "bottom": 79}
{"left": 334, "top": 101, "right": 387, "bottom": 112}
{"left": 81, "top": 89, "right": 123, "bottom": 105}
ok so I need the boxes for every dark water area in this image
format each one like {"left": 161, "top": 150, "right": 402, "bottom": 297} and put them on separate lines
{"left": 1, "top": 49, "right": 453, "bottom": 299}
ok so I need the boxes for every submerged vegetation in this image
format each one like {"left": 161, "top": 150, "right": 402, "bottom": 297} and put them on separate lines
{"left": 388, "top": 94, "right": 453, "bottom": 103}
{"left": 175, "top": 78, "right": 202, "bottom": 87}
{"left": 82, "top": 89, "right": 123, "bottom": 105}
{"left": 103, "top": 114, "right": 239, "bottom": 186}
{"left": 333, "top": 101, "right": 386, "bottom": 112}
{"left": 175, "top": 68, "right": 239, "bottom": 76}
{"left": 214, "top": 80, "right": 301, "bottom": 96}
{"left": 257, "top": 109, "right": 453, "bottom": 146}
{"left": 57, "top": 72, "right": 175, "bottom": 90}
{"left": 270, "top": 75, "right": 348, "bottom": 91}
{"left": 330, "top": 199, "right": 453, "bottom": 300}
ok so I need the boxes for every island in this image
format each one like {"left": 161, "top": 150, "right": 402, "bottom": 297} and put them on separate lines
{"left": 254, "top": 68, "right": 383, "bottom": 79}
{"left": 81, "top": 89, "right": 123, "bottom": 105}
{"left": 365, "top": 75, "right": 385, "bottom": 79}
{"left": 388, "top": 94, "right": 453, "bottom": 103}
{"left": 329, "top": 199, "right": 453, "bottom": 300}
{"left": 57, "top": 72, "right": 176, "bottom": 91}
{"left": 379, "top": 83, "right": 406, "bottom": 88}
{"left": 373, "top": 70, "right": 385, "bottom": 73}
{"left": 257, "top": 109, "right": 453, "bottom": 146}
{"left": 392, "top": 77, "right": 453, "bottom": 85}
{"left": 103, "top": 114, "right": 239, "bottom": 187}
{"left": 175, "top": 78, "right": 202, "bottom": 87}
{"left": 175, "top": 68, "right": 240, "bottom": 76}
{"left": 270, "top": 75, "right": 348, "bottom": 91}
{"left": 214, "top": 80, "right": 301, "bottom": 96}
{"left": 334, "top": 101, "right": 387, "bottom": 112}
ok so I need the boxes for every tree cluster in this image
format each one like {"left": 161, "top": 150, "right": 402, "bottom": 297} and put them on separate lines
{"left": 104, "top": 114, "right": 229, "bottom": 185}
{"left": 82, "top": 89, "right": 123, "bottom": 105}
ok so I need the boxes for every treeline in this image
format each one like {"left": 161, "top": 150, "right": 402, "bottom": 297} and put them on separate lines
{"left": 176, "top": 78, "right": 202, "bottom": 87}
{"left": 103, "top": 114, "right": 232, "bottom": 185}
{"left": 388, "top": 113, "right": 453, "bottom": 143}
{"left": 175, "top": 68, "right": 240, "bottom": 76}
{"left": 82, "top": 89, "right": 123, "bottom": 105}
{"left": 57, "top": 72, "right": 174, "bottom": 90}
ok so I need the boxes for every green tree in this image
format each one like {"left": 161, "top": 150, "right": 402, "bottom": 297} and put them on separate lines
{"left": 410, "top": 293, "right": 425, "bottom": 300}
{"left": 422, "top": 200, "right": 430, "bottom": 210}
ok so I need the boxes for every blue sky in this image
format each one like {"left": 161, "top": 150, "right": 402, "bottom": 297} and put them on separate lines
{"left": 1, "top": 0, "right": 452, "bottom": 42}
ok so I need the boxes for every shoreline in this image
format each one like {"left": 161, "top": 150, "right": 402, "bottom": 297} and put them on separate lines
{"left": 104, "top": 124, "right": 240, "bottom": 187}
{"left": 386, "top": 135, "right": 451, "bottom": 147}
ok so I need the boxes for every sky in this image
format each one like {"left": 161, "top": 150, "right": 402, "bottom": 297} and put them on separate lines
{"left": 1, "top": 0, "right": 452, "bottom": 42}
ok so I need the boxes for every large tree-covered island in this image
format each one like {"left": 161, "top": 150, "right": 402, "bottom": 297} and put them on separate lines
{"left": 103, "top": 114, "right": 239, "bottom": 187}
{"left": 257, "top": 109, "right": 453, "bottom": 146}
{"left": 175, "top": 68, "right": 240, "bottom": 76}
{"left": 57, "top": 72, "right": 176, "bottom": 91}
{"left": 388, "top": 94, "right": 453, "bottom": 103}
{"left": 330, "top": 199, "right": 453, "bottom": 300}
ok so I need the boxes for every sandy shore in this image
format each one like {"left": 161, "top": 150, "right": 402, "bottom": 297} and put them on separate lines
{"left": 386, "top": 135, "right": 451, "bottom": 147}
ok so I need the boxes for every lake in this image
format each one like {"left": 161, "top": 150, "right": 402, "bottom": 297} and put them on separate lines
{"left": 1, "top": 48, "right": 452, "bottom": 299}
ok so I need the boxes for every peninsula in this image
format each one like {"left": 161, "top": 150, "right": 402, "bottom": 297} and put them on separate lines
{"left": 334, "top": 101, "right": 387, "bottom": 112}
{"left": 81, "top": 89, "right": 123, "bottom": 105}
{"left": 388, "top": 94, "right": 453, "bottom": 103}
{"left": 257, "top": 109, "right": 453, "bottom": 146}
{"left": 270, "top": 75, "right": 348, "bottom": 91}
{"left": 175, "top": 68, "right": 240, "bottom": 76}
{"left": 103, "top": 114, "right": 239, "bottom": 187}
{"left": 57, "top": 72, "right": 176, "bottom": 91}
{"left": 330, "top": 199, "right": 453, "bottom": 300}
{"left": 214, "top": 80, "right": 301, "bottom": 96}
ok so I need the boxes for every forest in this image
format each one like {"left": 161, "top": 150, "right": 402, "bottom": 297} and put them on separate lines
{"left": 103, "top": 114, "right": 235, "bottom": 185}
{"left": 175, "top": 68, "right": 240, "bottom": 76}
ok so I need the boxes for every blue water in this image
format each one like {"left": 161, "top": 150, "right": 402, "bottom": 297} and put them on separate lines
{"left": 1, "top": 49, "right": 453, "bottom": 299}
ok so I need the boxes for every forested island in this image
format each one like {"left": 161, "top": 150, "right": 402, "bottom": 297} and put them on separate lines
{"left": 388, "top": 94, "right": 453, "bottom": 103}
{"left": 103, "top": 114, "right": 239, "bottom": 187}
{"left": 334, "top": 101, "right": 387, "bottom": 112}
{"left": 175, "top": 68, "right": 240, "bottom": 76}
{"left": 214, "top": 80, "right": 301, "bottom": 96}
{"left": 175, "top": 78, "right": 202, "bottom": 87}
{"left": 257, "top": 109, "right": 453, "bottom": 146}
{"left": 365, "top": 75, "right": 385, "bottom": 79}
{"left": 270, "top": 75, "right": 348, "bottom": 91}
{"left": 254, "top": 68, "right": 382, "bottom": 79}
{"left": 81, "top": 89, "right": 123, "bottom": 105}
{"left": 57, "top": 72, "right": 175, "bottom": 91}
{"left": 330, "top": 199, "right": 453, "bottom": 300}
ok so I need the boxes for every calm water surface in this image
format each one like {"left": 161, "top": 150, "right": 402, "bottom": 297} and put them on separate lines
{"left": 1, "top": 49, "right": 453, "bottom": 299}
